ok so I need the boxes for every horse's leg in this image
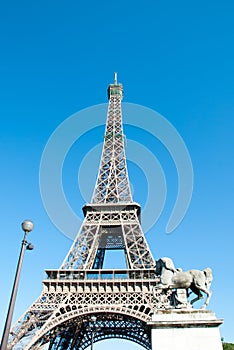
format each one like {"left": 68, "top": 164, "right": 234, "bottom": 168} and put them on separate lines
{"left": 201, "top": 288, "right": 212, "bottom": 309}
{"left": 190, "top": 290, "right": 203, "bottom": 305}
{"left": 196, "top": 286, "right": 212, "bottom": 309}
{"left": 189, "top": 284, "right": 203, "bottom": 305}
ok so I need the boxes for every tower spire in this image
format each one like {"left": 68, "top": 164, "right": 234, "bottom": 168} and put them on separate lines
{"left": 92, "top": 75, "right": 130, "bottom": 203}
{"left": 114, "top": 72, "right": 118, "bottom": 84}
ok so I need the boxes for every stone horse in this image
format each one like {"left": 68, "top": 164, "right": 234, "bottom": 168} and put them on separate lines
{"left": 156, "top": 257, "right": 213, "bottom": 309}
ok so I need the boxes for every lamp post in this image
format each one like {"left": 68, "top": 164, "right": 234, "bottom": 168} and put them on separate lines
{"left": 0, "top": 220, "right": 34, "bottom": 350}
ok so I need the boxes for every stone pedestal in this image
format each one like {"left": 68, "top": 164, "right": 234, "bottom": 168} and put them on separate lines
{"left": 148, "top": 310, "right": 223, "bottom": 350}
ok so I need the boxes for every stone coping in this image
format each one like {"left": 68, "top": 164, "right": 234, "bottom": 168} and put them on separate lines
{"left": 148, "top": 309, "right": 223, "bottom": 328}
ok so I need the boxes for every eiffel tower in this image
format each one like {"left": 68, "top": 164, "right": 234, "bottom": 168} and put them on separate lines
{"left": 8, "top": 74, "right": 159, "bottom": 350}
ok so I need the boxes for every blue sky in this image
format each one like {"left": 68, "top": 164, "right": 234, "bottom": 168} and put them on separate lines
{"left": 0, "top": 0, "right": 234, "bottom": 347}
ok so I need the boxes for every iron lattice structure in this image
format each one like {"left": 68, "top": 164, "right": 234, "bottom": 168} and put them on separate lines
{"left": 8, "top": 75, "right": 158, "bottom": 350}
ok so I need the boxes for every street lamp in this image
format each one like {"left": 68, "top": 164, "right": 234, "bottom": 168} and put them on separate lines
{"left": 0, "top": 220, "right": 34, "bottom": 350}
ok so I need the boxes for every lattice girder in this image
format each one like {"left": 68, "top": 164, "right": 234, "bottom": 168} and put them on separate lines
{"left": 9, "top": 270, "right": 159, "bottom": 349}
{"left": 61, "top": 204, "right": 155, "bottom": 270}
{"left": 92, "top": 86, "right": 132, "bottom": 204}
{"left": 47, "top": 315, "right": 151, "bottom": 350}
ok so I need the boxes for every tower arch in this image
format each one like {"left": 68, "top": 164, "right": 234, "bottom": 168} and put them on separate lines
{"left": 26, "top": 312, "right": 151, "bottom": 350}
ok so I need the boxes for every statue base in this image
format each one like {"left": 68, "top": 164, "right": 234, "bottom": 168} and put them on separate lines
{"left": 148, "top": 309, "right": 223, "bottom": 350}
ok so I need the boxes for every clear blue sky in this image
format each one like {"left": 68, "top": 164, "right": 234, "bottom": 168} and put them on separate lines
{"left": 0, "top": 0, "right": 234, "bottom": 347}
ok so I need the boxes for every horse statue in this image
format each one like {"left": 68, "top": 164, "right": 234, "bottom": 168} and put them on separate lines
{"left": 155, "top": 257, "right": 213, "bottom": 309}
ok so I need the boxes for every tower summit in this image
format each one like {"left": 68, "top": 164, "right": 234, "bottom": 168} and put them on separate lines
{"left": 107, "top": 72, "right": 123, "bottom": 100}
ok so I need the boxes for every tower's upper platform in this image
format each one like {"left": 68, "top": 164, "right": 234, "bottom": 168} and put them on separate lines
{"left": 107, "top": 73, "right": 124, "bottom": 100}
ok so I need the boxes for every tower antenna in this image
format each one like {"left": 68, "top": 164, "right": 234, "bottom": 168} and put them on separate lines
{"left": 114, "top": 72, "right": 118, "bottom": 84}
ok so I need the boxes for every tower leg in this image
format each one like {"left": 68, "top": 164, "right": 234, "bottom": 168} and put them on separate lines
{"left": 149, "top": 310, "right": 223, "bottom": 350}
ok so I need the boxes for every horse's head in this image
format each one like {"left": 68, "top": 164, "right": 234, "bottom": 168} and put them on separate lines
{"left": 204, "top": 267, "right": 213, "bottom": 289}
{"left": 155, "top": 259, "right": 163, "bottom": 276}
